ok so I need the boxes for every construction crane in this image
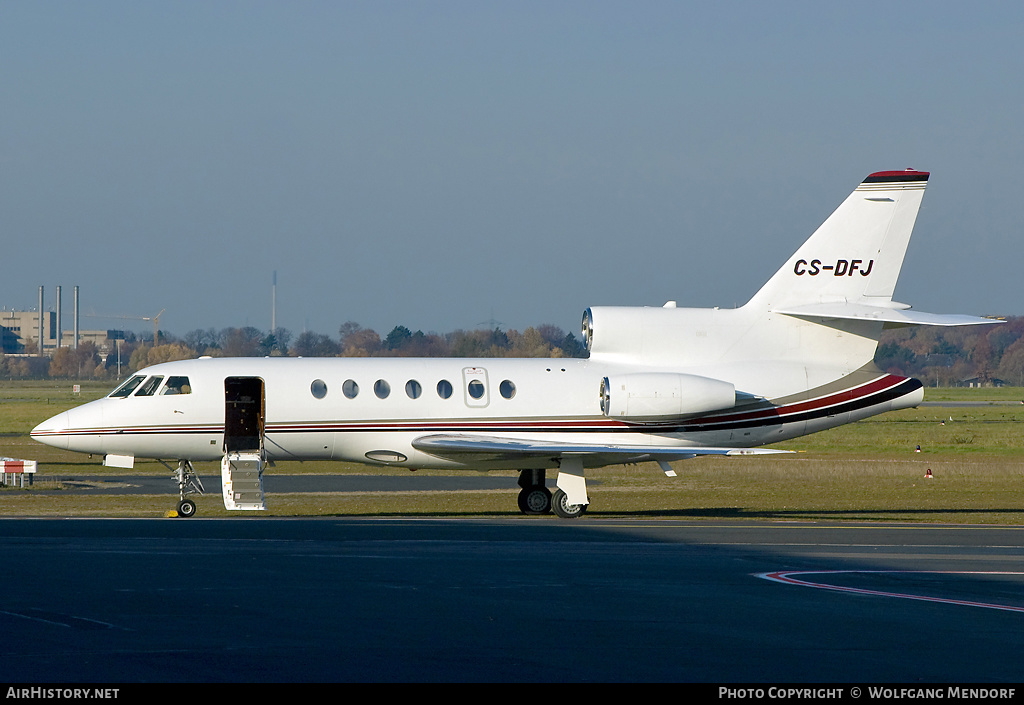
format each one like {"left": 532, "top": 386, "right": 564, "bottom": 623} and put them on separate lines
{"left": 84, "top": 309, "right": 165, "bottom": 346}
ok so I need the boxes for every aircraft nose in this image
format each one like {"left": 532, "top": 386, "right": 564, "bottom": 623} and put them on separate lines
{"left": 31, "top": 412, "right": 70, "bottom": 451}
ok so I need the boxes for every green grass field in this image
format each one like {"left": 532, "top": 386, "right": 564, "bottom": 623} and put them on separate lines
{"left": 1, "top": 380, "right": 1022, "bottom": 522}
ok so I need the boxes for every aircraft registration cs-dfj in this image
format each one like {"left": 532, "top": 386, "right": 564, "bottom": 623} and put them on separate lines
{"left": 33, "top": 170, "right": 1000, "bottom": 518}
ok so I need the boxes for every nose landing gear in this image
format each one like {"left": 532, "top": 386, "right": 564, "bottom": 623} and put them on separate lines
{"left": 173, "top": 459, "right": 204, "bottom": 517}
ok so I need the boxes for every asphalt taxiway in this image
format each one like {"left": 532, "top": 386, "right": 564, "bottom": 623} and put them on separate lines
{"left": 0, "top": 517, "right": 1022, "bottom": 682}
{"left": 37, "top": 473, "right": 515, "bottom": 494}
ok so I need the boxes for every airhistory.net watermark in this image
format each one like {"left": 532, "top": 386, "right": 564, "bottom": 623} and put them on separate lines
{"left": 6, "top": 688, "right": 119, "bottom": 700}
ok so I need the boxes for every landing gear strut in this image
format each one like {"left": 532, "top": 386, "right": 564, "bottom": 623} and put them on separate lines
{"left": 517, "top": 470, "right": 551, "bottom": 515}
{"left": 551, "top": 456, "right": 589, "bottom": 519}
{"left": 173, "top": 459, "right": 205, "bottom": 518}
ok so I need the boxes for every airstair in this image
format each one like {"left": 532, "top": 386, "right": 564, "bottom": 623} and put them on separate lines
{"left": 221, "top": 450, "right": 265, "bottom": 511}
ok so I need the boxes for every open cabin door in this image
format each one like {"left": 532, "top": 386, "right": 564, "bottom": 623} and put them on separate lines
{"left": 221, "top": 377, "right": 266, "bottom": 510}
{"left": 224, "top": 377, "right": 265, "bottom": 452}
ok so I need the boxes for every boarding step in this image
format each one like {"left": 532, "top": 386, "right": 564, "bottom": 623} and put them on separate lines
{"left": 221, "top": 451, "right": 266, "bottom": 511}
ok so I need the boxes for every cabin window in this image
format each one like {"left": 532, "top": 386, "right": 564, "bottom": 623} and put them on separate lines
{"left": 462, "top": 367, "right": 489, "bottom": 407}
{"left": 161, "top": 376, "right": 191, "bottom": 395}
{"left": 109, "top": 375, "right": 146, "bottom": 398}
{"left": 374, "top": 379, "right": 391, "bottom": 399}
{"left": 500, "top": 380, "right": 516, "bottom": 399}
{"left": 135, "top": 376, "right": 164, "bottom": 397}
{"left": 343, "top": 379, "right": 359, "bottom": 399}
{"left": 311, "top": 379, "right": 328, "bottom": 399}
{"left": 405, "top": 380, "right": 422, "bottom": 399}
{"left": 437, "top": 380, "right": 453, "bottom": 399}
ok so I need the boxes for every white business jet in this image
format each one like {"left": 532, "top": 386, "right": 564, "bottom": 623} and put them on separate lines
{"left": 32, "top": 170, "right": 999, "bottom": 518}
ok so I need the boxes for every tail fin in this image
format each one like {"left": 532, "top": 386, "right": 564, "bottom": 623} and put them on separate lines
{"left": 748, "top": 169, "right": 929, "bottom": 312}
{"left": 748, "top": 169, "right": 998, "bottom": 328}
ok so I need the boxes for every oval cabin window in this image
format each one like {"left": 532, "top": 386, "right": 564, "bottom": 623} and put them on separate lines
{"left": 500, "top": 380, "right": 516, "bottom": 399}
{"left": 311, "top": 380, "right": 327, "bottom": 399}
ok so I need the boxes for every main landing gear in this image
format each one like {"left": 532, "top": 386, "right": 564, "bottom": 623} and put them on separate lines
{"left": 517, "top": 470, "right": 552, "bottom": 514}
{"left": 517, "top": 468, "right": 589, "bottom": 519}
{"left": 551, "top": 488, "right": 587, "bottom": 519}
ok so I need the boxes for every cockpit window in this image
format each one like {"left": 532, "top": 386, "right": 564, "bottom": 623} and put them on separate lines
{"left": 135, "top": 376, "right": 164, "bottom": 397}
{"left": 161, "top": 376, "right": 192, "bottom": 395}
{"left": 109, "top": 375, "right": 146, "bottom": 398}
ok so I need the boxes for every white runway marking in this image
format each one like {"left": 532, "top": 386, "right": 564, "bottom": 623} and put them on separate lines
{"left": 755, "top": 570, "right": 1024, "bottom": 613}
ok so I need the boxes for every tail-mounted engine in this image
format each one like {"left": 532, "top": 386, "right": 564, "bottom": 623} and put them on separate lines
{"left": 600, "top": 372, "right": 736, "bottom": 420}
{"left": 582, "top": 305, "right": 726, "bottom": 366}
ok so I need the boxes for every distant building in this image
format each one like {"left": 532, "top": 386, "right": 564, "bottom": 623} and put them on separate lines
{"left": 0, "top": 310, "right": 123, "bottom": 356}
{"left": 0, "top": 310, "right": 52, "bottom": 354}
{"left": 960, "top": 376, "right": 1006, "bottom": 388}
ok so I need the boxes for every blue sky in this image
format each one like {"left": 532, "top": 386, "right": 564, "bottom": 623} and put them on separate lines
{"left": 2, "top": 2, "right": 1021, "bottom": 340}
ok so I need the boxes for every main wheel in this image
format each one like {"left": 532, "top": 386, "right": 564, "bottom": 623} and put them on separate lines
{"left": 551, "top": 488, "right": 587, "bottom": 519}
{"left": 517, "top": 486, "right": 552, "bottom": 515}
{"left": 177, "top": 499, "right": 197, "bottom": 518}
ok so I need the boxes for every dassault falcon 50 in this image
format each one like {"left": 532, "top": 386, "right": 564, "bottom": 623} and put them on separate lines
{"left": 32, "top": 169, "right": 1000, "bottom": 517}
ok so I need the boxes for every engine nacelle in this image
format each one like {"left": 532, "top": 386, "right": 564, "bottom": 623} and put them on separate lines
{"left": 582, "top": 305, "right": 731, "bottom": 367}
{"left": 600, "top": 373, "right": 736, "bottom": 420}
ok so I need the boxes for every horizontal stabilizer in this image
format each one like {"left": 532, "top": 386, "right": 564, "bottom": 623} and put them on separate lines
{"left": 412, "top": 433, "right": 790, "bottom": 466}
{"left": 773, "top": 302, "right": 1002, "bottom": 328}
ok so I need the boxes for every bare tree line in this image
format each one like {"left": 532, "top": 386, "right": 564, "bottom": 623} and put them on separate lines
{"left": 8, "top": 316, "right": 1023, "bottom": 387}
{"left": 3, "top": 321, "right": 586, "bottom": 379}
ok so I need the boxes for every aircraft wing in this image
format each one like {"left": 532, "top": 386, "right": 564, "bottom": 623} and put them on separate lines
{"left": 773, "top": 302, "right": 1002, "bottom": 328}
{"left": 411, "top": 433, "right": 791, "bottom": 466}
